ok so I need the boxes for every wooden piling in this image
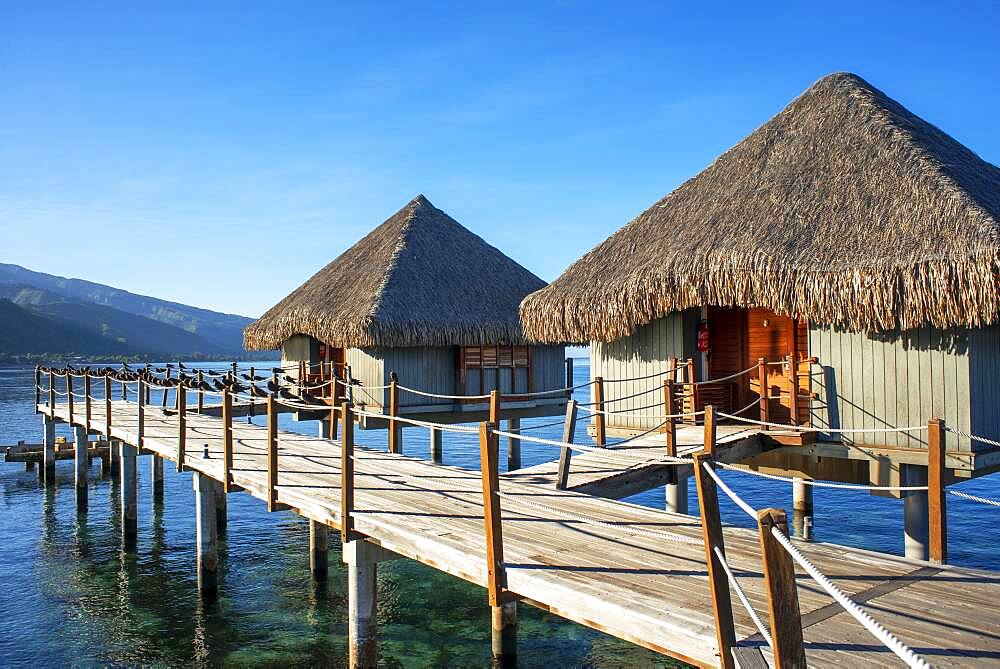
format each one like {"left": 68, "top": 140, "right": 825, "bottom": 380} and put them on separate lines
{"left": 664, "top": 379, "right": 677, "bottom": 457}
{"left": 703, "top": 405, "right": 717, "bottom": 457}
{"left": 267, "top": 393, "right": 280, "bottom": 511}
{"left": 565, "top": 357, "right": 574, "bottom": 394}
{"left": 430, "top": 426, "right": 443, "bottom": 463}
{"left": 693, "top": 451, "right": 736, "bottom": 669}
{"left": 928, "top": 418, "right": 947, "bottom": 564}
{"left": 593, "top": 376, "right": 606, "bottom": 447}
{"left": 479, "top": 421, "right": 505, "bottom": 606}
{"left": 74, "top": 424, "right": 88, "bottom": 511}
{"left": 492, "top": 599, "right": 518, "bottom": 663}
{"left": 42, "top": 415, "right": 56, "bottom": 484}
{"left": 792, "top": 478, "right": 814, "bottom": 541}
{"left": 176, "top": 384, "right": 187, "bottom": 472}
{"left": 555, "top": 399, "right": 578, "bottom": 490}
{"left": 345, "top": 539, "right": 379, "bottom": 669}
{"left": 341, "top": 401, "right": 355, "bottom": 543}
{"left": 193, "top": 471, "right": 219, "bottom": 597}
{"left": 388, "top": 378, "right": 401, "bottom": 454}
{"left": 506, "top": 418, "right": 521, "bottom": 471}
{"left": 222, "top": 389, "right": 234, "bottom": 492}
{"left": 151, "top": 452, "right": 164, "bottom": 502}
{"left": 121, "top": 441, "right": 138, "bottom": 551}
{"left": 310, "top": 520, "right": 329, "bottom": 580}
{"left": 757, "top": 508, "right": 806, "bottom": 668}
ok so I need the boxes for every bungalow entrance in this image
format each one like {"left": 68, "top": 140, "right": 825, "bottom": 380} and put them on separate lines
{"left": 705, "top": 306, "right": 810, "bottom": 424}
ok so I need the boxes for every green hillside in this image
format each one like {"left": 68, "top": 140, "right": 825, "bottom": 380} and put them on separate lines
{"left": 0, "top": 299, "right": 143, "bottom": 358}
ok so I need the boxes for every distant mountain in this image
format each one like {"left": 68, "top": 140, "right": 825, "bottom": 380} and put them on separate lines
{"left": 0, "top": 263, "right": 253, "bottom": 352}
{"left": 0, "top": 298, "right": 143, "bottom": 357}
{"left": 0, "top": 284, "right": 227, "bottom": 358}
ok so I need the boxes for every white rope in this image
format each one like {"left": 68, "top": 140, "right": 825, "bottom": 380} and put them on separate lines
{"left": 716, "top": 412, "right": 928, "bottom": 435}
{"left": 943, "top": 425, "right": 1000, "bottom": 449}
{"left": 352, "top": 408, "right": 480, "bottom": 433}
{"left": 949, "top": 489, "right": 1000, "bottom": 508}
{"left": 689, "top": 364, "right": 759, "bottom": 386}
{"left": 496, "top": 490, "right": 702, "bottom": 546}
{"left": 603, "top": 365, "right": 683, "bottom": 384}
{"left": 769, "top": 526, "right": 931, "bottom": 669}
{"left": 700, "top": 461, "right": 759, "bottom": 521}
{"left": 335, "top": 378, "right": 392, "bottom": 391}
{"left": 492, "top": 429, "right": 690, "bottom": 464}
{"left": 396, "top": 385, "right": 491, "bottom": 401}
{"left": 713, "top": 462, "right": 929, "bottom": 491}
{"left": 577, "top": 404, "right": 703, "bottom": 420}
{"left": 713, "top": 546, "right": 773, "bottom": 649}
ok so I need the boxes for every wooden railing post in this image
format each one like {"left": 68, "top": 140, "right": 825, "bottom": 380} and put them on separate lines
{"left": 120, "top": 371, "right": 126, "bottom": 401}
{"left": 162, "top": 366, "right": 171, "bottom": 409}
{"left": 593, "top": 376, "right": 606, "bottom": 447}
{"left": 928, "top": 418, "right": 948, "bottom": 564}
{"left": 49, "top": 370, "right": 55, "bottom": 421}
{"left": 144, "top": 365, "right": 151, "bottom": 404}
{"left": 693, "top": 451, "right": 736, "bottom": 668}
{"left": 194, "top": 370, "right": 203, "bottom": 413}
{"left": 222, "top": 388, "right": 234, "bottom": 492}
{"left": 756, "top": 508, "right": 806, "bottom": 668}
{"left": 137, "top": 378, "right": 146, "bottom": 449}
{"left": 664, "top": 379, "right": 677, "bottom": 457}
{"left": 787, "top": 354, "right": 799, "bottom": 427}
{"left": 67, "top": 372, "right": 74, "bottom": 425}
{"left": 84, "top": 370, "right": 92, "bottom": 433}
{"left": 341, "top": 401, "right": 356, "bottom": 543}
{"left": 330, "top": 368, "right": 341, "bottom": 440}
{"left": 176, "top": 384, "right": 187, "bottom": 472}
{"left": 758, "top": 357, "right": 769, "bottom": 430}
{"left": 104, "top": 374, "right": 112, "bottom": 440}
{"left": 704, "top": 405, "right": 717, "bottom": 457}
{"left": 388, "top": 376, "right": 401, "bottom": 454}
{"left": 479, "top": 421, "right": 506, "bottom": 605}
{"left": 34, "top": 366, "right": 40, "bottom": 412}
{"left": 267, "top": 393, "right": 280, "bottom": 511}
{"left": 555, "top": 399, "right": 578, "bottom": 490}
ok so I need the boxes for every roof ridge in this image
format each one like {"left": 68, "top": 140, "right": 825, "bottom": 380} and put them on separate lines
{"left": 365, "top": 198, "right": 422, "bottom": 323}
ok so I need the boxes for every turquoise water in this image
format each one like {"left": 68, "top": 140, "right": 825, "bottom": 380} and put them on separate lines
{"left": 2, "top": 361, "right": 999, "bottom": 668}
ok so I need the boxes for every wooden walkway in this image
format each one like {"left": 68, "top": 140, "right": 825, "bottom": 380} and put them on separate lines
{"left": 41, "top": 400, "right": 1000, "bottom": 667}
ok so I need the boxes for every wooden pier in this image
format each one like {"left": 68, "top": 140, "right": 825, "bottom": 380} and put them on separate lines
{"left": 30, "top": 389, "right": 1000, "bottom": 668}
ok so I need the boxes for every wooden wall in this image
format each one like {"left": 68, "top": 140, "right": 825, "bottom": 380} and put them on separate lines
{"left": 590, "top": 310, "right": 699, "bottom": 430}
{"left": 379, "top": 346, "right": 457, "bottom": 408}
{"left": 808, "top": 324, "right": 973, "bottom": 451}
{"left": 969, "top": 325, "right": 1000, "bottom": 450}
{"left": 281, "top": 335, "right": 318, "bottom": 380}
{"left": 345, "top": 348, "right": 386, "bottom": 407}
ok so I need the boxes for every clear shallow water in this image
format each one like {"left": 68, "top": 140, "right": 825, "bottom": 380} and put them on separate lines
{"left": 1, "top": 361, "right": 999, "bottom": 668}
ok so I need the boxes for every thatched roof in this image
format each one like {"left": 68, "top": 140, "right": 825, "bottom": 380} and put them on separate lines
{"left": 521, "top": 72, "right": 1000, "bottom": 344}
{"left": 245, "top": 195, "right": 546, "bottom": 350}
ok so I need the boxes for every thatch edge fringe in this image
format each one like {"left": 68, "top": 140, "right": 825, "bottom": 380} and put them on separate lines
{"left": 519, "top": 252, "right": 1000, "bottom": 344}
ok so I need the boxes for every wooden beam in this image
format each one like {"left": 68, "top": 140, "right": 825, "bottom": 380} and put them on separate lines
{"left": 489, "top": 389, "right": 500, "bottom": 424}
{"left": 479, "top": 421, "right": 506, "bottom": 605}
{"left": 341, "top": 401, "right": 356, "bottom": 543}
{"left": 137, "top": 378, "right": 145, "bottom": 448}
{"left": 67, "top": 372, "right": 74, "bottom": 425}
{"left": 664, "top": 379, "right": 677, "bottom": 457}
{"left": 222, "top": 388, "right": 233, "bottom": 492}
{"left": 555, "top": 400, "right": 578, "bottom": 490}
{"left": 787, "top": 354, "right": 799, "bottom": 427}
{"left": 162, "top": 366, "right": 171, "bottom": 408}
{"left": 757, "top": 508, "right": 806, "bottom": 668}
{"left": 34, "top": 366, "right": 40, "bottom": 413}
{"left": 197, "top": 370, "right": 204, "bottom": 413}
{"left": 593, "top": 376, "right": 606, "bottom": 447}
{"left": 176, "top": 384, "right": 187, "bottom": 472}
{"left": 704, "top": 404, "right": 717, "bottom": 457}
{"left": 388, "top": 378, "right": 400, "bottom": 454}
{"left": 84, "top": 371, "right": 92, "bottom": 433}
{"left": 104, "top": 374, "right": 112, "bottom": 440}
{"left": 928, "top": 418, "right": 948, "bottom": 564}
{"left": 758, "top": 358, "right": 769, "bottom": 430}
{"left": 49, "top": 370, "right": 55, "bottom": 421}
{"left": 692, "top": 452, "right": 736, "bottom": 669}
{"left": 267, "top": 393, "right": 280, "bottom": 511}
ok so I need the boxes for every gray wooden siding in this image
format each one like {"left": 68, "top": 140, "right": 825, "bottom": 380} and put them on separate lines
{"left": 808, "top": 324, "right": 972, "bottom": 451}
{"left": 281, "top": 334, "right": 317, "bottom": 380}
{"left": 380, "top": 346, "right": 457, "bottom": 408}
{"left": 532, "top": 345, "right": 568, "bottom": 393}
{"left": 590, "top": 311, "right": 697, "bottom": 430}
{"left": 345, "top": 348, "right": 385, "bottom": 407}
{"left": 969, "top": 325, "right": 1000, "bottom": 451}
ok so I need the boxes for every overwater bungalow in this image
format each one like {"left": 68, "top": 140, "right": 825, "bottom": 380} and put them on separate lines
{"left": 244, "top": 195, "right": 567, "bottom": 454}
{"left": 520, "top": 73, "right": 1000, "bottom": 547}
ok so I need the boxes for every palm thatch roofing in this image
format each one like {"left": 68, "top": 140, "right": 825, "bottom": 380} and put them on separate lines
{"left": 244, "top": 195, "right": 546, "bottom": 350}
{"left": 520, "top": 72, "right": 1000, "bottom": 344}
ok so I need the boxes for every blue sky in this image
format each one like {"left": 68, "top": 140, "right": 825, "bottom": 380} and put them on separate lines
{"left": 2, "top": 2, "right": 999, "bottom": 317}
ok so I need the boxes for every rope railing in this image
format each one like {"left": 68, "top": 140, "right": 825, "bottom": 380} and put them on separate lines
{"left": 716, "top": 411, "right": 929, "bottom": 435}
{"left": 949, "top": 489, "right": 1000, "bottom": 508}
{"left": 713, "top": 545, "right": 774, "bottom": 649}
{"left": 713, "top": 461, "right": 930, "bottom": 492}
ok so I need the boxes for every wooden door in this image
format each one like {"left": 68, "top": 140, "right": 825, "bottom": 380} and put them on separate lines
{"left": 746, "top": 308, "right": 808, "bottom": 424}
{"left": 708, "top": 307, "right": 748, "bottom": 411}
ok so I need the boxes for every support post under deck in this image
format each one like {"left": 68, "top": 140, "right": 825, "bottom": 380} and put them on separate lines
{"left": 506, "top": 418, "right": 521, "bottom": 471}
{"left": 215, "top": 486, "right": 228, "bottom": 537}
{"left": 430, "top": 427, "right": 443, "bottom": 463}
{"left": 665, "top": 469, "right": 688, "bottom": 515}
{"left": 310, "top": 519, "right": 329, "bottom": 580}
{"left": 492, "top": 599, "right": 517, "bottom": 665}
{"left": 194, "top": 472, "right": 220, "bottom": 597}
{"left": 345, "top": 539, "right": 379, "bottom": 669}
{"left": 792, "top": 477, "right": 814, "bottom": 541}
{"left": 903, "top": 464, "right": 929, "bottom": 561}
{"left": 74, "top": 425, "right": 88, "bottom": 511}
{"left": 42, "top": 416, "right": 56, "bottom": 484}
{"left": 120, "top": 442, "right": 138, "bottom": 551}
{"left": 151, "top": 454, "right": 164, "bottom": 502}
